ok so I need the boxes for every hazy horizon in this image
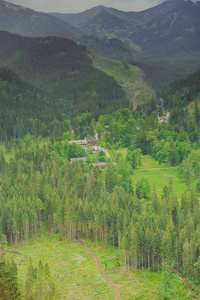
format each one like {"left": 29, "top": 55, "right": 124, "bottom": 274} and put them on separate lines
{"left": 7, "top": 0, "right": 172, "bottom": 13}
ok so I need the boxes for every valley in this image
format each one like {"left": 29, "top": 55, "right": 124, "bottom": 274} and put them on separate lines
{"left": 0, "top": 0, "right": 200, "bottom": 299}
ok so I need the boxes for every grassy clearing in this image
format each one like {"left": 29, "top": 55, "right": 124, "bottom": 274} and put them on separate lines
{"left": 82, "top": 240, "right": 198, "bottom": 300}
{"left": 132, "top": 168, "right": 195, "bottom": 200}
{"left": 112, "top": 150, "right": 171, "bottom": 169}
{"left": 5, "top": 235, "right": 114, "bottom": 299}
{"left": 4, "top": 235, "right": 195, "bottom": 300}
{"left": 110, "top": 148, "right": 128, "bottom": 159}
{"left": 124, "top": 39, "right": 141, "bottom": 52}
{"left": 110, "top": 150, "right": 195, "bottom": 199}
{"left": 93, "top": 55, "right": 154, "bottom": 106}
{"left": 138, "top": 155, "right": 170, "bottom": 169}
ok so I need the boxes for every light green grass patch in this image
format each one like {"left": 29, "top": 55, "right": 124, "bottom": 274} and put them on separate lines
{"left": 138, "top": 155, "right": 170, "bottom": 169}
{"left": 111, "top": 148, "right": 128, "bottom": 158}
{"left": 5, "top": 235, "right": 114, "bottom": 299}
{"left": 87, "top": 152, "right": 99, "bottom": 163}
{"left": 132, "top": 168, "right": 195, "bottom": 200}
{"left": 3, "top": 236, "right": 196, "bottom": 299}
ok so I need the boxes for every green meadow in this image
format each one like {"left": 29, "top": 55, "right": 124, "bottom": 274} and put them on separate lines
{"left": 4, "top": 235, "right": 196, "bottom": 299}
{"left": 111, "top": 150, "right": 197, "bottom": 199}
{"left": 132, "top": 168, "right": 192, "bottom": 200}
{"left": 138, "top": 155, "right": 169, "bottom": 169}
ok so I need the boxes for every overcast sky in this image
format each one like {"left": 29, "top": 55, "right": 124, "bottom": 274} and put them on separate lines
{"left": 8, "top": 0, "right": 171, "bottom": 13}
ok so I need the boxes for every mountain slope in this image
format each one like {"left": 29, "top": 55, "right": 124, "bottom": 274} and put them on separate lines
{"left": 52, "top": 0, "right": 200, "bottom": 85}
{"left": 0, "top": 31, "right": 129, "bottom": 117}
{"left": 0, "top": 0, "right": 82, "bottom": 38}
{"left": 51, "top": 0, "right": 200, "bottom": 47}
{"left": 92, "top": 54, "right": 155, "bottom": 108}
{"left": 77, "top": 36, "right": 136, "bottom": 62}
{"left": 1, "top": 0, "right": 199, "bottom": 88}
{"left": 0, "top": 0, "right": 135, "bottom": 63}
{"left": 0, "top": 66, "right": 63, "bottom": 140}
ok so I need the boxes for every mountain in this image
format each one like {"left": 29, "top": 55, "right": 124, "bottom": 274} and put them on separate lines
{"left": 1, "top": 0, "right": 200, "bottom": 88}
{"left": 0, "top": 0, "right": 83, "bottom": 39}
{"left": 0, "top": 0, "right": 135, "bottom": 63}
{"left": 77, "top": 36, "right": 135, "bottom": 63}
{"left": 52, "top": 0, "right": 200, "bottom": 85}
{"left": 51, "top": 0, "right": 200, "bottom": 53}
{"left": 0, "top": 31, "right": 129, "bottom": 117}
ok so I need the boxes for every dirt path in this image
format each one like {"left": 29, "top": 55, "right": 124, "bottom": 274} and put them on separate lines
{"left": 78, "top": 238, "right": 122, "bottom": 300}
{"left": 132, "top": 91, "right": 140, "bottom": 110}
{"left": 100, "top": 147, "right": 116, "bottom": 165}
{"left": 179, "top": 272, "right": 199, "bottom": 299}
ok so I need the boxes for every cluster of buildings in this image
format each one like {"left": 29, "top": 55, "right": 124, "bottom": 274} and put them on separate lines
{"left": 69, "top": 135, "right": 106, "bottom": 170}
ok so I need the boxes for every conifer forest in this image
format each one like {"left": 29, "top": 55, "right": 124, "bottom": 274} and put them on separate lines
{"left": 0, "top": 1, "right": 200, "bottom": 299}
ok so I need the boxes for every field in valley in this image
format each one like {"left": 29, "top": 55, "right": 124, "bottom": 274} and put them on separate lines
{"left": 111, "top": 150, "right": 197, "bottom": 200}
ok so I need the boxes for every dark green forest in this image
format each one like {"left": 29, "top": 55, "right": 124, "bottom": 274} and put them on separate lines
{"left": 0, "top": 31, "right": 129, "bottom": 118}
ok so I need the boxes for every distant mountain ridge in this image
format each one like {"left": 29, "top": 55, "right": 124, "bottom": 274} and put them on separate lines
{"left": 51, "top": 0, "right": 200, "bottom": 83}
{"left": 0, "top": 0, "right": 83, "bottom": 39}
{"left": 0, "top": 0, "right": 200, "bottom": 87}
{"left": 0, "top": 0, "right": 135, "bottom": 63}
{"left": 51, "top": 0, "right": 200, "bottom": 53}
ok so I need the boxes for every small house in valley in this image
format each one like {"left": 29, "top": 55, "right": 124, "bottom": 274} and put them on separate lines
{"left": 85, "top": 135, "right": 97, "bottom": 146}
{"left": 69, "top": 135, "right": 97, "bottom": 148}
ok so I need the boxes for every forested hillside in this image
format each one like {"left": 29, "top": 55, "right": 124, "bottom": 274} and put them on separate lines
{"left": 161, "top": 70, "right": 200, "bottom": 138}
{"left": 0, "top": 31, "right": 129, "bottom": 118}
{"left": 0, "top": 0, "right": 200, "bottom": 90}
{"left": 0, "top": 67, "right": 69, "bottom": 142}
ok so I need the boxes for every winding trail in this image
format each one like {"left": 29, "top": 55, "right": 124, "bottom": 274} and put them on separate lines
{"left": 179, "top": 272, "right": 199, "bottom": 299}
{"left": 78, "top": 238, "right": 122, "bottom": 300}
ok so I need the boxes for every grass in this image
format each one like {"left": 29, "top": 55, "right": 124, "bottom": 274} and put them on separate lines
{"left": 124, "top": 39, "right": 141, "bottom": 52}
{"left": 93, "top": 55, "right": 155, "bottom": 106}
{"left": 4, "top": 235, "right": 196, "bottom": 299}
{"left": 132, "top": 168, "right": 195, "bottom": 200}
{"left": 111, "top": 150, "right": 171, "bottom": 169}
{"left": 138, "top": 155, "right": 170, "bottom": 169}
{"left": 110, "top": 148, "right": 128, "bottom": 159}
{"left": 110, "top": 150, "right": 196, "bottom": 199}
{"left": 5, "top": 235, "right": 114, "bottom": 299}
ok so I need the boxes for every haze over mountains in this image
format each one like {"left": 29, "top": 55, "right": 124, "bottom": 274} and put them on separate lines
{"left": 0, "top": 0, "right": 83, "bottom": 39}
{"left": 52, "top": 0, "right": 200, "bottom": 81}
{"left": 0, "top": 0, "right": 200, "bottom": 86}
